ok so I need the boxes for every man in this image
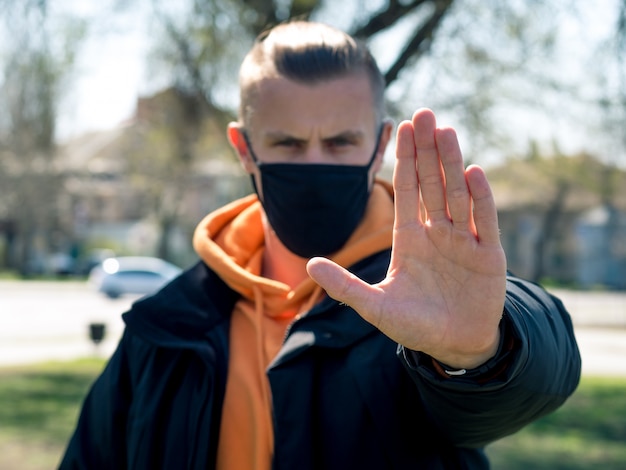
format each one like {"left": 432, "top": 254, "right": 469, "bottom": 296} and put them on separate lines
{"left": 60, "top": 21, "right": 580, "bottom": 469}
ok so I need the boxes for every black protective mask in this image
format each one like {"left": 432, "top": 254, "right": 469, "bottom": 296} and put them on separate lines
{"left": 244, "top": 129, "right": 382, "bottom": 258}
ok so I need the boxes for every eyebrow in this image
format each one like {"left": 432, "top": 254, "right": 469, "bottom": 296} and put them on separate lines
{"left": 323, "top": 130, "right": 364, "bottom": 143}
{"left": 265, "top": 130, "right": 364, "bottom": 143}
{"left": 265, "top": 132, "right": 305, "bottom": 145}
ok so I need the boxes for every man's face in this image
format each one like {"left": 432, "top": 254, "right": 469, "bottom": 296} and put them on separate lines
{"left": 238, "top": 73, "right": 386, "bottom": 173}
{"left": 227, "top": 72, "right": 392, "bottom": 257}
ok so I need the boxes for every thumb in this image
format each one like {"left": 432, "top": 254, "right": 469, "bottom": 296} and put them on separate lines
{"left": 306, "top": 257, "right": 373, "bottom": 311}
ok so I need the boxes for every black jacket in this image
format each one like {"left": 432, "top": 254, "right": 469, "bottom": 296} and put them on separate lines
{"left": 60, "top": 250, "right": 581, "bottom": 469}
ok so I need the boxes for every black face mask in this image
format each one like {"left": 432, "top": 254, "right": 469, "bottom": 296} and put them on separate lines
{"left": 244, "top": 128, "right": 383, "bottom": 258}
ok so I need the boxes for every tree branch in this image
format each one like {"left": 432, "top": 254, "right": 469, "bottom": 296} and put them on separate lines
{"left": 382, "top": 0, "right": 454, "bottom": 86}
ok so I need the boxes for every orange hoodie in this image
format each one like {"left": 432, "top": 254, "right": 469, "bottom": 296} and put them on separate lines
{"left": 192, "top": 180, "right": 395, "bottom": 470}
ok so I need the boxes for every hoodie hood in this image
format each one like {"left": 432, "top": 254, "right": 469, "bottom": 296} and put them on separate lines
{"left": 192, "top": 179, "right": 394, "bottom": 315}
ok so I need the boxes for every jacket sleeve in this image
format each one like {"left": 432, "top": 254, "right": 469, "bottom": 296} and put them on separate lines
{"left": 58, "top": 331, "right": 135, "bottom": 469}
{"left": 398, "top": 275, "right": 581, "bottom": 448}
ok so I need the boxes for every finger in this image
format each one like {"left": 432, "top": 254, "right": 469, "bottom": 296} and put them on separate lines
{"left": 393, "top": 120, "right": 421, "bottom": 228}
{"left": 435, "top": 127, "right": 471, "bottom": 231}
{"left": 465, "top": 165, "right": 501, "bottom": 246}
{"left": 306, "top": 257, "right": 378, "bottom": 321}
{"left": 412, "top": 109, "right": 448, "bottom": 223}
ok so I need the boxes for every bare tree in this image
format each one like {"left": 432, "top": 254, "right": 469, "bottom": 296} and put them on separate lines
{"left": 488, "top": 146, "right": 626, "bottom": 284}
{"left": 0, "top": 1, "right": 84, "bottom": 274}
{"left": 82, "top": 0, "right": 625, "bottom": 265}
{"left": 595, "top": 0, "right": 626, "bottom": 166}
{"left": 106, "top": 0, "right": 459, "bottom": 255}
{"left": 142, "top": 0, "right": 598, "bottom": 163}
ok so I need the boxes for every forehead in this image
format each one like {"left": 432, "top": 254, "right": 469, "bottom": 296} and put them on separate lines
{"left": 246, "top": 74, "right": 377, "bottom": 136}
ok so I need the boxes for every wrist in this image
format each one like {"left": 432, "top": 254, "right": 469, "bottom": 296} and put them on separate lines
{"left": 432, "top": 316, "right": 515, "bottom": 379}
{"left": 437, "top": 335, "right": 500, "bottom": 372}
{"left": 432, "top": 326, "right": 501, "bottom": 371}
{"left": 401, "top": 315, "right": 517, "bottom": 382}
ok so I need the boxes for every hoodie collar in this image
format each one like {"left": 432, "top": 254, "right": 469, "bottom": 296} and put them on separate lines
{"left": 192, "top": 179, "right": 394, "bottom": 316}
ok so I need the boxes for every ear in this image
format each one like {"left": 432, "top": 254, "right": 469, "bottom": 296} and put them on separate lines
{"left": 372, "top": 120, "right": 394, "bottom": 174}
{"left": 227, "top": 123, "right": 256, "bottom": 173}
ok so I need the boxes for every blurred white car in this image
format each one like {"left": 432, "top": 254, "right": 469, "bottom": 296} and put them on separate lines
{"left": 89, "top": 256, "right": 182, "bottom": 298}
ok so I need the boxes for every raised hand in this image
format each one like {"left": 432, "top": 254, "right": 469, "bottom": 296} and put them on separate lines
{"left": 307, "top": 108, "right": 507, "bottom": 369}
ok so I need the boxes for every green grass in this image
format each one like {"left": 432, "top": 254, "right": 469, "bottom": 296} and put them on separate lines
{"left": 0, "top": 358, "right": 106, "bottom": 470}
{"left": 486, "top": 376, "right": 626, "bottom": 469}
{"left": 0, "top": 360, "right": 624, "bottom": 470}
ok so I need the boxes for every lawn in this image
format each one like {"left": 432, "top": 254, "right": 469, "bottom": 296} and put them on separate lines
{"left": 0, "top": 359, "right": 106, "bottom": 470}
{"left": 486, "top": 376, "right": 626, "bottom": 469}
{"left": 0, "top": 360, "right": 624, "bottom": 469}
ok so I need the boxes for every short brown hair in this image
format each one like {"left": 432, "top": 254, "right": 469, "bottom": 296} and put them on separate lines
{"left": 238, "top": 21, "right": 386, "bottom": 128}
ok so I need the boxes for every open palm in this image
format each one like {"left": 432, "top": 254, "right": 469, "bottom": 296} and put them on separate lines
{"left": 307, "top": 109, "right": 507, "bottom": 369}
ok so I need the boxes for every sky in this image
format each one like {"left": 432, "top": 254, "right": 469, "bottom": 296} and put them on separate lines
{"left": 54, "top": 0, "right": 623, "bottom": 165}
{"left": 55, "top": 2, "right": 153, "bottom": 140}
{"left": 58, "top": 35, "right": 148, "bottom": 139}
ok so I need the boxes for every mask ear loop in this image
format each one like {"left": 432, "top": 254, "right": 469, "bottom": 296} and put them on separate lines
{"left": 241, "top": 131, "right": 262, "bottom": 166}
{"left": 239, "top": 131, "right": 264, "bottom": 199}
{"left": 365, "top": 124, "right": 385, "bottom": 169}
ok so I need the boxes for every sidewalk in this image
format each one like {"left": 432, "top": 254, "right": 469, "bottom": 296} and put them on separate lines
{"left": 573, "top": 326, "right": 626, "bottom": 377}
{"left": 549, "top": 288, "right": 626, "bottom": 328}
{"left": 549, "top": 288, "right": 626, "bottom": 377}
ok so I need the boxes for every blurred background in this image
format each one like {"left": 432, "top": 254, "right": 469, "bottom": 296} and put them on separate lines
{"left": 0, "top": 0, "right": 624, "bottom": 287}
{"left": 1, "top": 2, "right": 626, "bottom": 468}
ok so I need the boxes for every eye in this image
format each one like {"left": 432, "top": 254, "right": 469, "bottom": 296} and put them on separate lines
{"left": 325, "top": 136, "right": 356, "bottom": 151}
{"left": 274, "top": 138, "right": 304, "bottom": 150}
{"left": 330, "top": 137, "right": 351, "bottom": 146}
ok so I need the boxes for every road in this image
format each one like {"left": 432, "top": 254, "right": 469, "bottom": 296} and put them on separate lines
{"left": 0, "top": 281, "right": 131, "bottom": 366}
{"left": 1, "top": 281, "right": 625, "bottom": 376}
